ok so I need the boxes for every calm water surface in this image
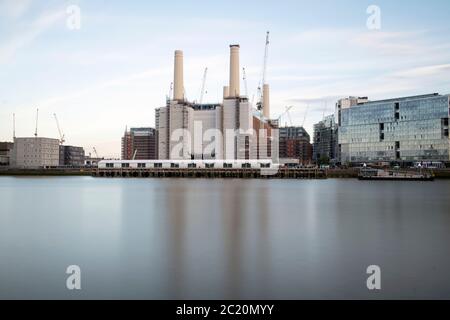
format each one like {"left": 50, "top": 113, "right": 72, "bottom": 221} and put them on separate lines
{"left": 0, "top": 177, "right": 450, "bottom": 299}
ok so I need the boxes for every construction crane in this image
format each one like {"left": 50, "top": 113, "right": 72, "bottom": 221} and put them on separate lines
{"left": 256, "top": 31, "right": 270, "bottom": 111}
{"left": 302, "top": 104, "right": 309, "bottom": 127}
{"left": 53, "top": 113, "right": 65, "bottom": 145}
{"left": 277, "top": 105, "right": 294, "bottom": 126}
{"left": 168, "top": 82, "right": 173, "bottom": 101}
{"left": 199, "top": 67, "right": 208, "bottom": 104}
{"left": 242, "top": 67, "right": 249, "bottom": 98}
{"left": 285, "top": 106, "right": 293, "bottom": 126}
{"left": 34, "top": 108, "right": 39, "bottom": 137}
{"left": 13, "top": 113, "right": 16, "bottom": 139}
{"left": 132, "top": 149, "right": 138, "bottom": 160}
{"left": 93, "top": 147, "right": 99, "bottom": 159}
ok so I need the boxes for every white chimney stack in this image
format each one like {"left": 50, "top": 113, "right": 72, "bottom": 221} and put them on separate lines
{"left": 223, "top": 86, "right": 229, "bottom": 99}
{"left": 173, "top": 50, "right": 184, "bottom": 101}
{"left": 229, "top": 45, "right": 240, "bottom": 98}
{"left": 263, "top": 84, "right": 270, "bottom": 119}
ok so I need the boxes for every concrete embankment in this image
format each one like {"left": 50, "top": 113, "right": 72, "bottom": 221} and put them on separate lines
{"left": 0, "top": 168, "right": 92, "bottom": 176}
{"left": 1, "top": 167, "right": 449, "bottom": 179}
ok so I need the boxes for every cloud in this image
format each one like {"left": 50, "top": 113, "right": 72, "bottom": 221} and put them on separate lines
{"left": 352, "top": 30, "right": 427, "bottom": 55}
{"left": 390, "top": 63, "right": 450, "bottom": 78}
{"left": 0, "top": 0, "right": 32, "bottom": 18}
{"left": 0, "top": 8, "right": 65, "bottom": 63}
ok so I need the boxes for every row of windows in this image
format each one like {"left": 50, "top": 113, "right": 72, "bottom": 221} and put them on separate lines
{"left": 106, "top": 163, "right": 271, "bottom": 169}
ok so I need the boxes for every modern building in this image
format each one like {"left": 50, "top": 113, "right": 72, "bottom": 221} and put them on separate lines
{"left": 279, "top": 127, "right": 312, "bottom": 164}
{"left": 122, "top": 127, "right": 157, "bottom": 160}
{"left": 156, "top": 45, "right": 277, "bottom": 161}
{"left": 0, "top": 142, "right": 14, "bottom": 166}
{"left": 10, "top": 137, "right": 60, "bottom": 168}
{"left": 336, "top": 96, "right": 369, "bottom": 127}
{"left": 338, "top": 93, "right": 450, "bottom": 164}
{"left": 313, "top": 115, "right": 338, "bottom": 164}
{"left": 59, "top": 145, "right": 85, "bottom": 166}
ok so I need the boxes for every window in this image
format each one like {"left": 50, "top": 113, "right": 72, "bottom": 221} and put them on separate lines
{"left": 171, "top": 163, "right": 179, "bottom": 168}
{"left": 106, "top": 163, "right": 114, "bottom": 168}
{"left": 154, "top": 163, "right": 162, "bottom": 168}
{"left": 242, "top": 163, "right": 251, "bottom": 168}
{"left": 137, "top": 163, "right": 146, "bottom": 168}
{"left": 205, "top": 163, "right": 214, "bottom": 168}
{"left": 260, "top": 163, "right": 270, "bottom": 168}
{"left": 122, "top": 163, "right": 130, "bottom": 168}
{"left": 188, "top": 163, "right": 196, "bottom": 168}
{"left": 223, "top": 163, "right": 232, "bottom": 168}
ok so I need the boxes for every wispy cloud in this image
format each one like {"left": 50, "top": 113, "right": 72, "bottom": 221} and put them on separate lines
{"left": 0, "top": 0, "right": 33, "bottom": 18}
{"left": 0, "top": 8, "right": 65, "bottom": 63}
{"left": 390, "top": 63, "right": 450, "bottom": 78}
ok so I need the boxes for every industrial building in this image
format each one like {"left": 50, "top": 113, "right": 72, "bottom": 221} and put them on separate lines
{"left": 338, "top": 93, "right": 450, "bottom": 164}
{"left": 0, "top": 142, "right": 14, "bottom": 166}
{"left": 313, "top": 115, "right": 338, "bottom": 164}
{"left": 122, "top": 127, "right": 157, "bottom": 160}
{"left": 59, "top": 145, "right": 85, "bottom": 167}
{"left": 156, "top": 43, "right": 277, "bottom": 161}
{"left": 279, "top": 127, "right": 312, "bottom": 165}
{"left": 10, "top": 137, "right": 60, "bottom": 168}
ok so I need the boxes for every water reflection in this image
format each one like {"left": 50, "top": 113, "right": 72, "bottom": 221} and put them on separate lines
{"left": 0, "top": 177, "right": 450, "bottom": 299}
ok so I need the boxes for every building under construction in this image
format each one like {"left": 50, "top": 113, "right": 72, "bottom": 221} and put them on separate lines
{"left": 156, "top": 41, "right": 278, "bottom": 161}
{"left": 279, "top": 127, "right": 313, "bottom": 165}
{"left": 121, "top": 127, "right": 157, "bottom": 160}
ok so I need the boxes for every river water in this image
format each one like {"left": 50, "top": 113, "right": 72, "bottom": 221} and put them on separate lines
{"left": 0, "top": 177, "right": 449, "bottom": 299}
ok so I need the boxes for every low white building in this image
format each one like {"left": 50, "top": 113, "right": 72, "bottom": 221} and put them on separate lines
{"left": 10, "top": 137, "right": 60, "bottom": 168}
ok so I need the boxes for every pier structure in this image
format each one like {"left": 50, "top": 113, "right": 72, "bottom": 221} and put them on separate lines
{"left": 92, "top": 167, "right": 327, "bottom": 179}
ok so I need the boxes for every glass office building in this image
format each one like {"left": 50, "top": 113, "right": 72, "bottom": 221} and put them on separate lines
{"left": 338, "top": 93, "right": 450, "bottom": 163}
{"left": 313, "top": 115, "right": 338, "bottom": 163}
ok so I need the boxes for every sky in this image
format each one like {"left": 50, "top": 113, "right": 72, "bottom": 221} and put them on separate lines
{"left": 1, "top": 0, "right": 450, "bottom": 158}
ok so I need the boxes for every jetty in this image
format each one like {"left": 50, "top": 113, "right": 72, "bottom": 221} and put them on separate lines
{"left": 92, "top": 167, "right": 328, "bottom": 179}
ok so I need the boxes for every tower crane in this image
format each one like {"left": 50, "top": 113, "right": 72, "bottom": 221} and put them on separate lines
{"left": 168, "top": 82, "right": 173, "bottom": 101}
{"left": 285, "top": 106, "right": 293, "bottom": 126}
{"left": 277, "top": 105, "right": 294, "bottom": 126}
{"left": 199, "top": 67, "right": 208, "bottom": 104}
{"left": 34, "top": 108, "right": 39, "bottom": 137}
{"left": 242, "top": 67, "right": 249, "bottom": 98}
{"left": 93, "top": 147, "right": 99, "bottom": 159}
{"left": 13, "top": 113, "right": 16, "bottom": 139}
{"left": 302, "top": 104, "right": 309, "bottom": 127}
{"left": 256, "top": 31, "right": 270, "bottom": 111}
{"left": 53, "top": 113, "right": 66, "bottom": 145}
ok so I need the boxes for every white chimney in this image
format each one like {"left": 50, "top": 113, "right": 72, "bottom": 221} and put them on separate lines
{"left": 229, "top": 45, "right": 240, "bottom": 98}
{"left": 223, "top": 86, "right": 229, "bottom": 99}
{"left": 263, "top": 84, "right": 270, "bottom": 119}
{"left": 173, "top": 50, "right": 184, "bottom": 101}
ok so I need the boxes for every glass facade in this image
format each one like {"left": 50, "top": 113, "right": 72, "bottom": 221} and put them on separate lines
{"left": 313, "top": 115, "right": 338, "bottom": 163}
{"left": 338, "top": 94, "right": 450, "bottom": 163}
